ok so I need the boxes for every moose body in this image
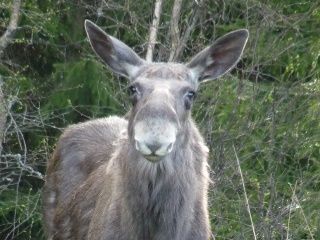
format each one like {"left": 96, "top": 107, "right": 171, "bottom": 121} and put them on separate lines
{"left": 43, "top": 20, "right": 248, "bottom": 240}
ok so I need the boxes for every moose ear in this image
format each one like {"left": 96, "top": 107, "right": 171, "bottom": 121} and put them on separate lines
{"left": 84, "top": 20, "right": 145, "bottom": 78}
{"left": 187, "top": 29, "right": 249, "bottom": 82}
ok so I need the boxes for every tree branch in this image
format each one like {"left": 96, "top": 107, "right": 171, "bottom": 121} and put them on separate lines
{"left": 233, "top": 145, "right": 257, "bottom": 240}
{"left": 0, "top": 78, "right": 5, "bottom": 156}
{"left": 174, "top": 5, "right": 201, "bottom": 61}
{"left": 0, "top": 0, "right": 22, "bottom": 58}
{"left": 168, "top": 0, "right": 183, "bottom": 62}
{"left": 146, "top": 0, "right": 163, "bottom": 62}
{"left": 171, "top": 1, "right": 203, "bottom": 61}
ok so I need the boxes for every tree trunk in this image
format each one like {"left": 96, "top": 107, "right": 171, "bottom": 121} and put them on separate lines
{"left": 146, "top": 0, "right": 163, "bottom": 62}
{"left": 168, "top": 0, "right": 183, "bottom": 61}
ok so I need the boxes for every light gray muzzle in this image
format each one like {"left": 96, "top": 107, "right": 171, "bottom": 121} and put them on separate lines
{"left": 133, "top": 119, "right": 177, "bottom": 162}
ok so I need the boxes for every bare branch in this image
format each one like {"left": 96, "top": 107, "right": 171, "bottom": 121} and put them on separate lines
{"left": 174, "top": 4, "right": 201, "bottom": 61}
{"left": 146, "top": 0, "right": 163, "bottom": 62}
{"left": 0, "top": 0, "right": 22, "bottom": 58}
{"left": 0, "top": 78, "right": 5, "bottom": 156}
{"left": 169, "top": 0, "right": 202, "bottom": 61}
{"left": 1, "top": 154, "right": 44, "bottom": 180}
{"left": 168, "top": 0, "right": 183, "bottom": 62}
{"left": 233, "top": 145, "right": 257, "bottom": 240}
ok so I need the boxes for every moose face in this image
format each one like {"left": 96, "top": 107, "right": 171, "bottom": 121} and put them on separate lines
{"left": 84, "top": 20, "right": 248, "bottom": 162}
{"left": 126, "top": 63, "right": 197, "bottom": 161}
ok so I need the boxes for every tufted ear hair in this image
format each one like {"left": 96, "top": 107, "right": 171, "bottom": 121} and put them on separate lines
{"left": 187, "top": 29, "right": 249, "bottom": 83}
{"left": 85, "top": 20, "right": 145, "bottom": 79}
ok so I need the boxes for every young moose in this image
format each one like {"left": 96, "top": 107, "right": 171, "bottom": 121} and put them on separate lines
{"left": 43, "top": 20, "right": 248, "bottom": 240}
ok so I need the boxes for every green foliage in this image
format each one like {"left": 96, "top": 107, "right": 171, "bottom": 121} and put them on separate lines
{"left": 194, "top": 77, "right": 320, "bottom": 239}
{"left": 45, "top": 59, "right": 124, "bottom": 124}
{"left": 1, "top": 0, "right": 319, "bottom": 239}
{"left": 0, "top": 189, "right": 44, "bottom": 239}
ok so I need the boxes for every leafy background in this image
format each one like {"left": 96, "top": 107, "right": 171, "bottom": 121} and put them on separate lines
{"left": 0, "top": 0, "right": 319, "bottom": 239}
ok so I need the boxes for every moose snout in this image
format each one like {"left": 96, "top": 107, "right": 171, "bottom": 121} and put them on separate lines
{"left": 133, "top": 119, "right": 178, "bottom": 161}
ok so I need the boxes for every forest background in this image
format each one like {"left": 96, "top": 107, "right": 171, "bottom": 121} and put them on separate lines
{"left": 0, "top": 0, "right": 319, "bottom": 239}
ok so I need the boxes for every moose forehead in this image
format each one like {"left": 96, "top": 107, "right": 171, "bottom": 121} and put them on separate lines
{"left": 132, "top": 63, "right": 197, "bottom": 88}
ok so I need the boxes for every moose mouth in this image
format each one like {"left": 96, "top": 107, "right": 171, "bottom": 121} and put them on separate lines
{"left": 143, "top": 153, "right": 163, "bottom": 163}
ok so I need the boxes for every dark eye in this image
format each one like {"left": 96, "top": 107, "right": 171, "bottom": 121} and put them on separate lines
{"left": 184, "top": 90, "right": 196, "bottom": 109}
{"left": 186, "top": 90, "right": 196, "bottom": 101}
{"left": 128, "top": 85, "right": 138, "bottom": 96}
{"left": 128, "top": 85, "right": 140, "bottom": 105}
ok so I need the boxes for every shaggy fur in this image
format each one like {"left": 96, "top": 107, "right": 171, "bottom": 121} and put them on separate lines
{"left": 43, "top": 116, "right": 210, "bottom": 240}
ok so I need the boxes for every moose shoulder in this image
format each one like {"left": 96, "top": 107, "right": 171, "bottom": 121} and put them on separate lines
{"left": 42, "top": 20, "right": 248, "bottom": 240}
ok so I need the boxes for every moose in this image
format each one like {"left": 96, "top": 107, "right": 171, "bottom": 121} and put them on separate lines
{"left": 42, "top": 20, "right": 248, "bottom": 240}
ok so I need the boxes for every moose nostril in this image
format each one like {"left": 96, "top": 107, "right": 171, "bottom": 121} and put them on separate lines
{"left": 146, "top": 143, "right": 161, "bottom": 154}
{"left": 166, "top": 142, "right": 174, "bottom": 153}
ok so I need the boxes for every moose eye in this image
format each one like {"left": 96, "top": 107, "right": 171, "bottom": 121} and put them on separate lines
{"left": 128, "top": 85, "right": 138, "bottom": 96}
{"left": 186, "top": 90, "right": 196, "bottom": 100}
{"left": 128, "top": 85, "right": 141, "bottom": 105}
{"left": 184, "top": 90, "right": 196, "bottom": 110}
